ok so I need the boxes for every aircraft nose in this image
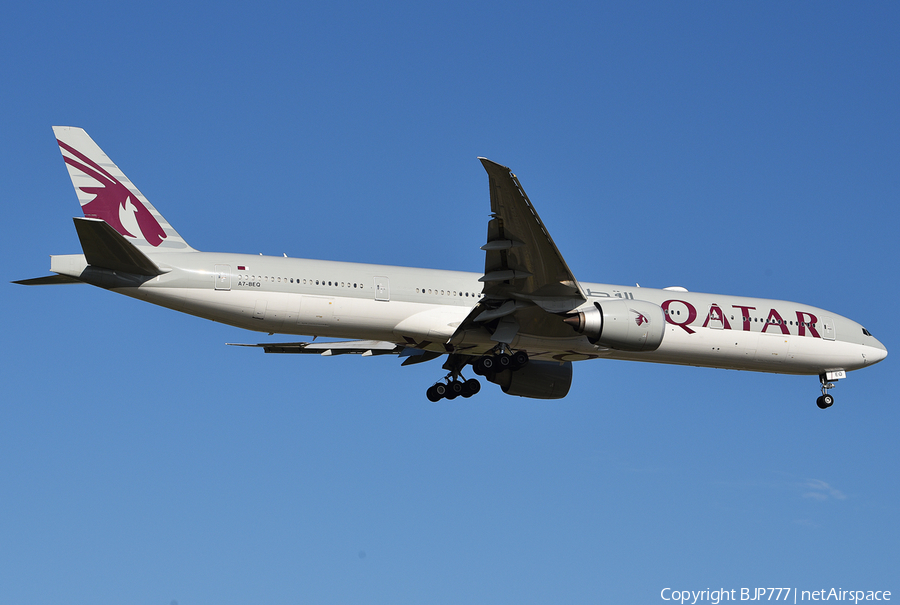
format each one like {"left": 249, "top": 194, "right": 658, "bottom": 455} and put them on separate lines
{"left": 867, "top": 339, "right": 888, "bottom": 365}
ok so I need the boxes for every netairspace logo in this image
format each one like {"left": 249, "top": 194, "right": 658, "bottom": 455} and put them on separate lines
{"left": 660, "top": 587, "right": 892, "bottom": 604}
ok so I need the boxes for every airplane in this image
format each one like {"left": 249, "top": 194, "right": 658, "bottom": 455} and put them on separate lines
{"left": 15, "top": 127, "right": 887, "bottom": 408}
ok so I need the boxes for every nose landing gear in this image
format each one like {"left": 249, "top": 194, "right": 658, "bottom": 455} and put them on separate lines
{"left": 816, "top": 373, "right": 836, "bottom": 409}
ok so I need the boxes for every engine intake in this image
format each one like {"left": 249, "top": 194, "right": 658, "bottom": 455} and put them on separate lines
{"left": 564, "top": 299, "right": 665, "bottom": 352}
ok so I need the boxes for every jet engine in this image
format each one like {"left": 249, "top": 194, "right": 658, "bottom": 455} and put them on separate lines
{"left": 487, "top": 360, "right": 572, "bottom": 399}
{"left": 564, "top": 300, "right": 665, "bottom": 352}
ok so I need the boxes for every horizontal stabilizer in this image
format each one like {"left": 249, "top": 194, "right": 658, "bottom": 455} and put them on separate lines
{"left": 12, "top": 274, "right": 83, "bottom": 285}
{"left": 74, "top": 217, "right": 164, "bottom": 276}
{"left": 229, "top": 340, "right": 402, "bottom": 355}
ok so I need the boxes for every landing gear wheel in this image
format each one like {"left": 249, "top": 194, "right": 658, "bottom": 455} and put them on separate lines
{"left": 496, "top": 353, "right": 512, "bottom": 369}
{"left": 511, "top": 351, "right": 529, "bottom": 370}
{"left": 434, "top": 383, "right": 448, "bottom": 399}
{"left": 816, "top": 394, "right": 834, "bottom": 409}
{"left": 473, "top": 356, "right": 494, "bottom": 376}
{"left": 426, "top": 385, "right": 442, "bottom": 402}
{"left": 463, "top": 379, "right": 481, "bottom": 397}
{"left": 446, "top": 380, "right": 464, "bottom": 400}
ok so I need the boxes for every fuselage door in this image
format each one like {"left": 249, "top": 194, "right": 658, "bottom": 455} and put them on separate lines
{"left": 215, "top": 264, "right": 231, "bottom": 291}
{"left": 375, "top": 276, "right": 390, "bottom": 302}
{"left": 299, "top": 296, "right": 333, "bottom": 326}
{"left": 822, "top": 317, "right": 836, "bottom": 341}
{"left": 253, "top": 299, "right": 267, "bottom": 320}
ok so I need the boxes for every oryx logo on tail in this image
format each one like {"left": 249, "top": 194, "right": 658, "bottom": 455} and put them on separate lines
{"left": 57, "top": 139, "right": 167, "bottom": 247}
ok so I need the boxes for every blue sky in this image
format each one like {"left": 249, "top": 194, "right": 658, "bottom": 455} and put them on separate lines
{"left": 2, "top": 2, "right": 898, "bottom": 603}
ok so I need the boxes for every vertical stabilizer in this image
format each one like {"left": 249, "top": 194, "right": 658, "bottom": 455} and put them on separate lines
{"left": 53, "top": 126, "right": 194, "bottom": 252}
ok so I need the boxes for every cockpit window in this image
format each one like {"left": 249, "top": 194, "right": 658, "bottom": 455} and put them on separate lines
{"left": 862, "top": 328, "right": 872, "bottom": 337}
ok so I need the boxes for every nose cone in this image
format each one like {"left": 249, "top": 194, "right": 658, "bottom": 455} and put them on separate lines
{"left": 867, "top": 338, "right": 888, "bottom": 365}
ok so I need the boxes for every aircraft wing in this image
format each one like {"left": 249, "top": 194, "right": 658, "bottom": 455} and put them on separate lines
{"left": 227, "top": 340, "right": 443, "bottom": 365}
{"left": 229, "top": 340, "right": 402, "bottom": 355}
{"left": 449, "top": 159, "right": 587, "bottom": 348}
{"left": 477, "top": 158, "right": 585, "bottom": 310}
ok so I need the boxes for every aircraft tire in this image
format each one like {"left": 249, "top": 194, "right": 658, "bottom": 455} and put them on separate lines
{"left": 426, "top": 385, "right": 442, "bottom": 402}
{"left": 512, "top": 351, "right": 529, "bottom": 370}
{"left": 816, "top": 394, "right": 834, "bottom": 409}
{"left": 496, "top": 354, "right": 512, "bottom": 368}
{"left": 448, "top": 380, "right": 464, "bottom": 399}
{"left": 473, "top": 356, "right": 493, "bottom": 376}
{"left": 465, "top": 379, "right": 481, "bottom": 396}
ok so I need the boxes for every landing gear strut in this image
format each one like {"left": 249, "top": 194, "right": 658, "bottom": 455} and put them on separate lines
{"left": 816, "top": 373, "right": 836, "bottom": 409}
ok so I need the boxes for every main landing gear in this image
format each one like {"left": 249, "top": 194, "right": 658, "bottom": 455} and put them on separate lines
{"left": 426, "top": 377, "right": 481, "bottom": 402}
{"left": 816, "top": 373, "right": 836, "bottom": 409}
{"left": 425, "top": 349, "right": 530, "bottom": 402}
{"left": 471, "top": 350, "right": 529, "bottom": 376}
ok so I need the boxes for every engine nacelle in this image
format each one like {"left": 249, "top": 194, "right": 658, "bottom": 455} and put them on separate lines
{"left": 487, "top": 360, "right": 573, "bottom": 399}
{"left": 564, "top": 299, "right": 665, "bottom": 352}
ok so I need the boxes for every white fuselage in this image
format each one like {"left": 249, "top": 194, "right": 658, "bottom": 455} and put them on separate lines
{"left": 51, "top": 250, "right": 887, "bottom": 377}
